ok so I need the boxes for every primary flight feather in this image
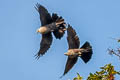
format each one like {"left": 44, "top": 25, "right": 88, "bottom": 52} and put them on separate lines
{"left": 62, "top": 25, "right": 93, "bottom": 76}
{"left": 35, "top": 3, "right": 66, "bottom": 59}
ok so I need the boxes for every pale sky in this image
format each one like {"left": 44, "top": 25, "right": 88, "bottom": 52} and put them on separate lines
{"left": 0, "top": 0, "right": 120, "bottom": 80}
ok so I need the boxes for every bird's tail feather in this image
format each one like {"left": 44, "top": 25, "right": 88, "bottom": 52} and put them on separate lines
{"left": 52, "top": 14, "right": 66, "bottom": 39}
{"left": 55, "top": 18, "right": 65, "bottom": 26}
{"left": 80, "top": 41, "right": 93, "bottom": 63}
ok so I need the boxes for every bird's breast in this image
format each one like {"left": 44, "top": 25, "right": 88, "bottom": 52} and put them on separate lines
{"left": 39, "top": 26, "right": 50, "bottom": 34}
{"left": 67, "top": 49, "right": 79, "bottom": 58}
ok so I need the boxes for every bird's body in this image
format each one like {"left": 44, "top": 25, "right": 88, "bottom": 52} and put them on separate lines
{"left": 64, "top": 49, "right": 82, "bottom": 58}
{"left": 37, "top": 23, "right": 56, "bottom": 34}
{"left": 35, "top": 3, "right": 66, "bottom": 59}
{"left": 62, "top": 25, "right": 93, "bottom": 77}
{"left": 37, "top": 20, "right": 65, "bottom": 34}
{"left": 64, "top": 48, "right": 90, "bottom": 58}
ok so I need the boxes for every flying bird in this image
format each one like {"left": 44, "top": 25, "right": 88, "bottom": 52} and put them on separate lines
{"left": 35, "top": 3, "right": 66, "bottom": 59}
{"left": 62, "top": 25, "right": 93, "bottom": 77}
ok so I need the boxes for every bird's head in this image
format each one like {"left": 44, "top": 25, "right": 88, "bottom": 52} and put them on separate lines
{"left": 64, "top": 52, "right": 69, "bottom": 56}
{"left": 64, "top": 49, "right": 74, "bottom": 56}
{"left": 36, "top": 27, "right": 48, "bottom": 34}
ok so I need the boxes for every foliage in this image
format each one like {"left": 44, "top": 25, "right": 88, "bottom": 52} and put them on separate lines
{"left": 108, "top": 37, "right": 120, "bottom": 60}
{"left": 108, "top": 48, "right": 120, "bottom": 60}
{"left": 87, "top": 64, "right": 120, "bottom": 80}
{"left": 72, "top": 39, "right": 120, "bottom": 80}
{"left": 73, "top": 73, "right": 83, "bottom": 80}
{"left": 73, "top": 64, "right": 120, "bottom": 80}
{"left": 110, "top": 37, "right": 120, "bottom": 43}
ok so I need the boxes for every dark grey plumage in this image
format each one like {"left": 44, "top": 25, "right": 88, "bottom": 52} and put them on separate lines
{"left": 52, "top": 13, "right": 66, "bottom": 39}
{"left": 35, "top": 33, "right": 53, "bottom": 59}
{"left": 80, "top": 41, "right": 93, "bottom": 63}
{"left": 67, "top": 24, "right": 80, "bottom": 49}
{"left": 62, "top": 25, "right": 93, "bottom": 76}
{"left": 35, "top": 3, "right": 66, "bottom": 59}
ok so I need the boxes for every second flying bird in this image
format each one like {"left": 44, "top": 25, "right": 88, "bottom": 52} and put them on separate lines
{"left": 62, "top": 25, "right": 93, "bottom": 76}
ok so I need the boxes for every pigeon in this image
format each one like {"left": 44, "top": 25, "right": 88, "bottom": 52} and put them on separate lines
{"left": 62, "top": 25, "right": 93, "bottom": 77}
{"left": 35, "top": 3, "right": 66, "bottom": 59}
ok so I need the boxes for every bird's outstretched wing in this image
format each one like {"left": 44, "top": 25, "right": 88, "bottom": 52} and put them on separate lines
{"left": 62, "top": 57, "right": 78, "bottom": 77}
{"left": 52, "top": 13, "right": 59, "bottom": 22}
{"left": 35, "top": 3, "right": 52, "bottom": 26}
{"left": 80, "top": 41, "right": 93, "bottom": 63}
{"left": 52, "top": 13, "right": 66, "bottom": 39}
{"left": 35, "top": 33, "right": 53, "bottom": 59}
{"left": 67, "top": 25, "right": 80, "bottom": 49}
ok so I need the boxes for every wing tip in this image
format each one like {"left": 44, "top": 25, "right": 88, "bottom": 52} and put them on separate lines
{"left": 59, "top": 71, "right": 67, "bottom": 79}
{"left": 67, "top": 24, "right": 77, "bottom": 38}
{"left": 67, "top": 24, "right": 72, "bottom": 29}
{"left": 35, "top": 3, "right": 46, "bottom": 12}
{"left": 67, "top": 24, "right": 75, "bottom": 32}
{"left": 34, "top": 3, "right": 40, "bottom": 12}
{"left": 34, "top": 53, "right": 43, "bottom": 60}
{"left": 35, "top": 3, "right": 42, "bottom": 8}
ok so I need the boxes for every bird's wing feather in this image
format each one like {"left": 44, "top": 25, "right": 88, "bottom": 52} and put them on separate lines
{"left": 80, "top": 41, "right": 93, "bottom": 63}
{"left": 53, "top": 29, "right": 65, "bottom": 39}
{"left": 35, "top": 3, "right": 52, "bottom": 26}
{"left": 52, "top": 13, "right": 59, "bottom": 22}
{"left": 52, "top": 13, "right": 66, "bottom": 39}
{"left": 35, "top": 33, "right": 53, "bottom": 59}
{"left": 63, "top": 57, "right": 78, "bottom": 76}
{"left": 67, "top": 25, "right": 80, "bottom": 49}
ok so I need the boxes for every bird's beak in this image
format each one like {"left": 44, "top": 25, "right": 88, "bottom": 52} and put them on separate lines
{"left": 36, "top": 29, "right": 39, "bottom": 34}
{"left": 64, "top": 52, "right": 68, "bottom": 56}
{"left": 36, "top": 27, "right": 47, "bottom": 34}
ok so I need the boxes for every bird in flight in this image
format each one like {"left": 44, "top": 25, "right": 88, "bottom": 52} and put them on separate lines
{"left": 35, "top": 3, "right": 66, "bottom": 59}
{"left": 61, "top": 25, "right": 93, "bottom": 77}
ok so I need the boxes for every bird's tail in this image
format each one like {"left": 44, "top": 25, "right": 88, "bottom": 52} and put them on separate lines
{"left": 52, "top": 13, "right": 66, "bottom": 39}
{"left": 53, "top": 18, "right": 66, "bottom": 39}
{"left": 80, "top": 41, "right": 93, "bottom": 63}
{"left": 55, "top": 18, "right": 65, "bottom": 26}
{"left": 52, "top": 13, "right": 66, "bottom": 27}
